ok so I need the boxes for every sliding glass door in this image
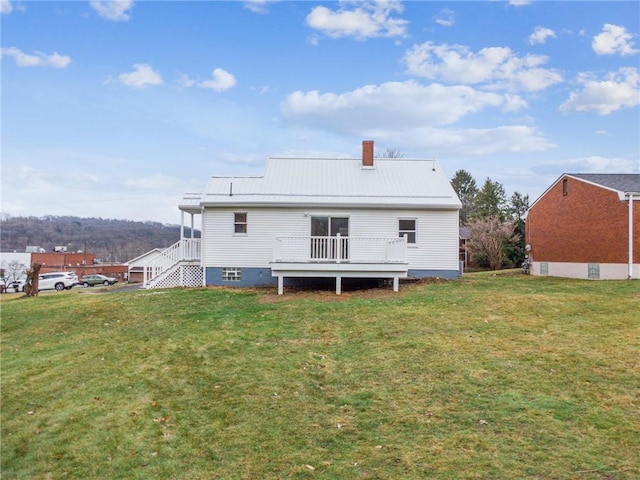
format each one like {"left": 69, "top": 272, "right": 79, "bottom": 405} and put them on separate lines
{"left": 310, "top": 216, "right": 349, "bottom": 261}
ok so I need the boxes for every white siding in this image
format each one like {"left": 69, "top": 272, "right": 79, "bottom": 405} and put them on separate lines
{"left": 202, "top": 207, "right": 459, "bottom": 271}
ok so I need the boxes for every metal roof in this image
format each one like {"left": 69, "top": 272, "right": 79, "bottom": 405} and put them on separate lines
{"left": 568, "top": 174, "right": 640, "bottom": 193}
{"left": 180, "top": 157, "right": 461, "bottom": 210}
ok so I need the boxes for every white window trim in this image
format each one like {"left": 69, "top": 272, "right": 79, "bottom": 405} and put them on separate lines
{"left": 398, "top": 217, "right": 418, "bottom": 246}
{"left": 233, "top": 212, "right": 248, "bottom": 236}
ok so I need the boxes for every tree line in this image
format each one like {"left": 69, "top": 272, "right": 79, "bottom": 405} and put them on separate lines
{"left": 0, "top": 215, "right": 197, "bottom": 263}
{"left": 451, "top": 170, "right": 529, "bottom": 271}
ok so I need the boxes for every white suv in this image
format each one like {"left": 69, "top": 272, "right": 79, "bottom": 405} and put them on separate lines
{"left": 38, "top": 272, "right": 79, "bottom": 291}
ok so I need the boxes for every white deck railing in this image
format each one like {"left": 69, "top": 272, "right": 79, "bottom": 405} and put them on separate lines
{"left": 143, "top": 238, "right": 201, "bottom": 287}
{"left": 273, "top": 235, "right": 407, "bottom": 264}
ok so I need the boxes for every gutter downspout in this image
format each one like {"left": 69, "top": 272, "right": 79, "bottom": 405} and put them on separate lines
{"left": 629, "top": 193, "right": 635, "bottom": 279}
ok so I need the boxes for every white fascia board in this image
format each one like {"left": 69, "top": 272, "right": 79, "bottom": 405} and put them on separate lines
{"left": 200, "top": 200, "right": 461, "bottom": 210}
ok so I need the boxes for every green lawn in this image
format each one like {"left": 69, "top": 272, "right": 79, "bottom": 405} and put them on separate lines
{"left": 1, "top": 273, "right": 638, "bottom": 479}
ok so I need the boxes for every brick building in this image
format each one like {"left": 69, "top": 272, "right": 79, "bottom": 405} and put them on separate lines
{"left": 525, "top": 173, "right": 640, "bottom": 280}
{"left": 31, "top": 252, "right": 128, "bottom": 280}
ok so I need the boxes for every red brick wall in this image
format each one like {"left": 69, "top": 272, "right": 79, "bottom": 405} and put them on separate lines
{"left": 526, "top": 176, "right": 640, "bottom": 263}
{"left": 29, "top": 253, "right": 128, "bottom": 280}
{"left": 32, "top": 252, "right": 96, "bottom": 270}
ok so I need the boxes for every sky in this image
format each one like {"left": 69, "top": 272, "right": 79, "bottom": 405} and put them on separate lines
{"left": 1, "top": 0, "right": 639, "bottom": 226}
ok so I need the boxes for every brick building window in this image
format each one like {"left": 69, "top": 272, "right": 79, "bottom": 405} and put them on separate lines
{"left": 588, "top": 264, "right": 600, "bottom": 280}
{"left": 562, "top": 178, "right": 568, "bottom": 196}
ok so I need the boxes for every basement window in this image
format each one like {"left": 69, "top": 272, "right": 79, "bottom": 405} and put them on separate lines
{"left": 222, "top": 267, "right": 242, "bottom": 282}
{"left": 588, "top": 264, "right": 600, "bottom": 280}
{"left": 234, "top": 213, "right": 247, "bottom": 234}
{"left": 540, "top": 263, "right": 549, "bottom": 275}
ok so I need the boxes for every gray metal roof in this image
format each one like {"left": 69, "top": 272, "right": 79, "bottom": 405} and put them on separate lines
{"left": 181, "top": 157, "right": 461, "bottom": 210}
{"left": 568, "top": 174, "right": 640, "bottom": 193}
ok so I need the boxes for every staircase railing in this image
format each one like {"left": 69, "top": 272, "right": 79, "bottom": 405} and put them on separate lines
{"left": 143, "top": 239, "right": 201, "bottom": 288}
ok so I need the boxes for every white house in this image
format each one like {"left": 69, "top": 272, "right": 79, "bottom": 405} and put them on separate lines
{"left": 125, "top": 248, "right": 166, "bottom": 283}
{"left": 144, "top": 141, "right": 462, "bottom": 294}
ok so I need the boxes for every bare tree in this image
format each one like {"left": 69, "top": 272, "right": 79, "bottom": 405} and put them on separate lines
{"left": 375, "top": 148, "right": 404, "bottom": 158}
{"left": 2, "top": 260, "right": 28, "bottom": 283}
{"left": 467, "top": 216, "right": 519, "bottom": 270}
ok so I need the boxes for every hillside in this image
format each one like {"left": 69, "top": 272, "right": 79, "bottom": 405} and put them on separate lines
{"left": 0, "top": 215, "right": 199, "bottom": 263}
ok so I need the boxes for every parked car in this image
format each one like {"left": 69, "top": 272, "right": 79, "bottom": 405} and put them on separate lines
{"left": 38, "top": 272, "right": 79, "bottom": 291}
{"left": 80, "top": 274, "right": 118, "bottom": 287}
{"left": 10, "top": 279, "right": 26, "bottom": 292}
{"left": 0, "top": 278, "right": 26, "bottom": 293}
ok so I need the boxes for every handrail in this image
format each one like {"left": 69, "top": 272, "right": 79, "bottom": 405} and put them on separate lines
{"left": 273, "top": 236, "right": 406, "bottom": 264}
{"left": 143, "top": 239, "right": 201, "bottom": 287}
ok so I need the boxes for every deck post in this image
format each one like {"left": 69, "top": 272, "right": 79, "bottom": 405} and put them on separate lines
{"left": 336, "top": 275, "right": 342, "bottom": 295}
{"left": 277, "top": 275, "right": 284, "bottom": 295}
{"left": 393, "top": 276, "right": 399, "bottom": 292}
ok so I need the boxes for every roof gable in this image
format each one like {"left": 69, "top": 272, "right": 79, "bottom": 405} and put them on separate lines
{"left": 528, "top": 173, "right": 640, "bottom": 211}
{"left": 568, "top": 174, "right": 640, "bottom": 193}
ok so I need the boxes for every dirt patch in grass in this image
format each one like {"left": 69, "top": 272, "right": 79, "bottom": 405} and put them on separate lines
{"left": 256, "top": 276, "right": 452, "bottom": 303}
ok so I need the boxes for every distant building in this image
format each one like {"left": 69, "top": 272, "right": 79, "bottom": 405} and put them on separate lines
{"left": 525, "top": 173, "right": 640, "bottom": 279}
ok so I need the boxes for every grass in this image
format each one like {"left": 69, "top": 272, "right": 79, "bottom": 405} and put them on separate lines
{"left": 1, "top": 273, "right": 639, "bottom": 479}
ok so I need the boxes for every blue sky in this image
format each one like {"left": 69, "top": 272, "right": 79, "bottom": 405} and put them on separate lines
{"left": 2, "top": 0, "right": 639, "bottom": 225}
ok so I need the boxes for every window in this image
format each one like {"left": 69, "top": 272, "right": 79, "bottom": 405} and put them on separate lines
{"left": 562, "top": 178, "right": 568, "bottom": 196}
{"left": 234, "top": 213, "right": 247, "bottom": 234}
{"left": 540, "top": 263, "right": 549, "bottom": 275}
{"left": 588, "top": 263, "right": 600, "bottom": 280}
{"left": 398, "top": 219, "right": 416, "bottom": 244}
{"left": 222, "top": 267, "right": 241, "bottom": 281}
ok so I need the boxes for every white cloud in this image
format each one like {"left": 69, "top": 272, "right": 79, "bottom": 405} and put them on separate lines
{"left": 509, "top": 0, "right": 532, "bottom": 6}
{"left": 559, "top": 67, "right": 640, "bottom": 115}
{"left": 434, "top": 8, "right": 455, "bottom": 27}
{"left": 502, "top": 94, "right": 529, "bottom": 112}
{"left": 243, "top": 0, "right": 278, "bottom": 14}
{"left": 90, "top": 0, "right": 134, "bottom": 22}
{"left": 529, "top": 26, "right": 556, "bottom": 45}
{"left": 2, "top": 165, "right": 101, "bottom": 193}
{"left": 198, "top": 68, "right": 237, "bottom": 92}
{"left": 532, "top": 156, "right": 639, "bottom": 174}
{"left": 1, "top": 0, "right": 12, "bottom": 14}
{"left": 281, "top": 80, "right": 515, "bottom": 130}
{"left": 1, "top": 47, "right": 72, "bottom": 68}
{"left": 280, "top": 79, "right": 552, "bottom": 156}
{"left": 177, "top": 74, "right": 196, "bottom": 88}
{"left": 116, "top": 64, "right": 163, "bottom": 87}
{"left": 306, "top": 0, "right": 408, "bottom": 40}
{"left": 403, "top": 42, "right": 562, "bottom": 92}
{"left": 592, "top": 24, "right": 639, "bottom": 56}
{"left": 124, "top": 174, "right": 183, "bottom": 190}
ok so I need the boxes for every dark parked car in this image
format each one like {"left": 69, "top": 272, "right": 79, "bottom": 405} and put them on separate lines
{"left": 80, "top": 274, "right": 118, "bottom": 287}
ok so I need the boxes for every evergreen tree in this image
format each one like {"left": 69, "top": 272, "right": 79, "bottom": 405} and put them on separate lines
{"left": 506, "top": 191, "right": 530, "bottom": 267}
{"left": 474, "top": 178, "right": 507, "bottom": 221}
{"left": 450, "top": 169, "right": 478, "bottom": 225}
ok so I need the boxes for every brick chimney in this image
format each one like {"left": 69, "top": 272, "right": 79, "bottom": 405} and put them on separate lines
{"left": 362, "top": 140, "right": 374, "bottom": 167}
